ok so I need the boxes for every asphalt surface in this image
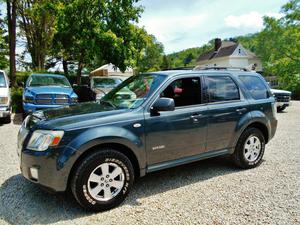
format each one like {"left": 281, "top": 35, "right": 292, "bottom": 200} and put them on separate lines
{"left": 0, "top": 102, "right": 299, "bottom": 225}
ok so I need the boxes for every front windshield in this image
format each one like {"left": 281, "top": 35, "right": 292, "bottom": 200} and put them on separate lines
{"left": 28, "top": 75, "right": 71, "bottom": 87}
{"left": 0, "top": 73, "right": 6, "bottom": 88}
{"left": 92, "top": 78, "right": 121, "bottom": 88}
{"left": 102, "top": 74, "right": 165, "bottom": 109}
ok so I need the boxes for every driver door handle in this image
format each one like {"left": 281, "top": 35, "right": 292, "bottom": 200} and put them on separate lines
{"left": 190, "top": 113, "right": 202, "bottom": 122}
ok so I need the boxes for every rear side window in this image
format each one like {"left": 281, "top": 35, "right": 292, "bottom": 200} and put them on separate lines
{"left": 204, "top": 76, "right": 240, "bottom": 102}
{"left": 239, "top": 75, "right": 269, "bottom": 100}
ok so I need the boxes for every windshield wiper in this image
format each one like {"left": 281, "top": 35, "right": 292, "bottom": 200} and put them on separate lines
{"left": 100, "top": 99, "right": 116, "bottom": 108}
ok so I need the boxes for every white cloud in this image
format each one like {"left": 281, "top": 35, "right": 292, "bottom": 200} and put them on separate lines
{"left": 224, "top": 11, "right": 282, "bottom": 29}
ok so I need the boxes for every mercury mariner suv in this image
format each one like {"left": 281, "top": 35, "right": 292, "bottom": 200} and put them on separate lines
{"left": 18, "top": 68, "right": 277, "bottom": 211}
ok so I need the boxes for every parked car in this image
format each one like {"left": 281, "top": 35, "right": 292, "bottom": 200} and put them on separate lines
{"left": 23, "top": 74, "right": 78, "bottom": 114}
{"left": 90, "top": 76, "right": 127, "bottom": 100}
{"left": 18, "top": 68, "right": 277, "bottom": 211}
{"left": 270, "top": 88, "right": 291, "bottom": 112}
{"left": 0, "top": 70, "right": 11, "bottom": 123}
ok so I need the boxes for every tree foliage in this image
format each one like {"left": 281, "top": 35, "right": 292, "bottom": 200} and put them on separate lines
{"left": 256, "top": 0, "right": 300, "bottom": 94}
{"left": 17, "top": 0, "right": 58, "bottom": 70}
{"left": 0, "top": 16, "right": 8, "bottom": 69}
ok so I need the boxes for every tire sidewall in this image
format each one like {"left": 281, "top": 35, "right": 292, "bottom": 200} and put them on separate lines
{"left": 73, "top": 151, "right": 134, "bottom": 211}
{"left": 238, "top": 128, "right": 265, "bottom": 168}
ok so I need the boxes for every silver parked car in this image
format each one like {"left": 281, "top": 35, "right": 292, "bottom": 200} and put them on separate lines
{"left": 0, "top": 70, "right": 11, "bottom": 123}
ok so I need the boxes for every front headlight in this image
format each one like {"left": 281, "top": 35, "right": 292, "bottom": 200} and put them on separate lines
{"left": 0, "top": 97, "right": 8, "bottom": 104}
{"left": 27, "top": 130, "right": 64, "bottom": 151}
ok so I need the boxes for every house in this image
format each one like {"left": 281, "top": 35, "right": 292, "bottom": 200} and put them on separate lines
{"left": 197, "top": 38, "right": 262, "bottom": 71}
{"left": 90, "top": 63, "right": 134, "bottom": 77}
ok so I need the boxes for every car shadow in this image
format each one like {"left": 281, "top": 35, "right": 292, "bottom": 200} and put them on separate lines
{"left": 0, "top": 156, "right": 244, "bottom": 224}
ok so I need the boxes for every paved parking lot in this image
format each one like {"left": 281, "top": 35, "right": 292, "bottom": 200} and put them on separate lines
{"left": 0, "top": 102, "right": 299, "bottom": 225}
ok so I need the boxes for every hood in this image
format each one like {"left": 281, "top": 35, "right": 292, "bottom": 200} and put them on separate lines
{"left": 0, "top": 87, "right": 9, "bottom": 97}
{"left": 31, "top": 101, "right": 130, "bottom": 130}
{"left": 271, "top": 89, "right": 291, "bottom": 95}
{"left": 26, "top": 86, "right": 74, "bottom": 96}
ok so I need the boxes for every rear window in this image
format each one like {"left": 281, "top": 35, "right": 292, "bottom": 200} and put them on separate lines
{"left": 205, "top": 76, "right": 240, "bottom": 102}
{"left": 0, "top": 72, "right": 6, "bottom": 87}
{"left": 239, "top": 75, "right": 269, "bottom": 100}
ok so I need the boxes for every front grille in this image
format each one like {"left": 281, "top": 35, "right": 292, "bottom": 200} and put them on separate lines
{"left": 55, "top": 99, "right": 69, "bottom": 104}
{"left": 274, "top": 94, "right": 290, "bottom": 102}
{"left": 36, "top": 99, "right": 52, "bottom": 104}
{"left": 55, "top": 94, "right": 68, "bottom": 99}
{"left": 36, "top": 94, "right": 52, "bottom": 99}
{"left": 35, "top": 93, "right": 70, "bottom": 105}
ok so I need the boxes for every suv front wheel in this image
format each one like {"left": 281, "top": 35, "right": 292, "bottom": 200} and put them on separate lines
{"left": 71, "top": 149, "right": 134, "bottom": 211}
{"left": 232, "top": 127, "right": 265, "bottom": 169}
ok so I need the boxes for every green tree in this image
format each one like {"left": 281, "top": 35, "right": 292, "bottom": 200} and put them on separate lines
{"left": 256, "top": 0, "right": 300, "bottom": 95}
{"left": 17, "top": 0, "right": 58, "bottom": 70}
{"left": 183, "top": 53, "right": 193, "bottom": 66}
{"left": 161, "top": 55, "right": 170, "bottom": 70}
{"left": 53, "top": 0, "right": 144, "bottom": 83}
{"left": 136, "top": 34, "right": 164, "bottom": 72}
{"left": 0, "top": 16, "right": 8, "bottom": 69}
{"left": 5, "top": 0, "right": 16, "bottom": 86}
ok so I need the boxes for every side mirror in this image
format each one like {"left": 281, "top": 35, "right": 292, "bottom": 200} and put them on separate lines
{"left": 151, "top": 97, "right": 175, "bottom": 113}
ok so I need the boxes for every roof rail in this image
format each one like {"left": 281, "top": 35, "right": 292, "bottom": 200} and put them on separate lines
{"left": 193, "top": 66, "right": 250, "bottom": 72}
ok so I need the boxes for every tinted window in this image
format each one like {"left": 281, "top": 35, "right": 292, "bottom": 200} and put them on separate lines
{"left": 161, "top": 77, "right": 201, "bottom": 107}
{"left": 0, "top": 72, "right": 6, "bottom": 87}
{"left": 205, "top": 76, "right": 240, "bottom": 102}
{"left": 239, "top": 75, "right": 268, "bottom": 100}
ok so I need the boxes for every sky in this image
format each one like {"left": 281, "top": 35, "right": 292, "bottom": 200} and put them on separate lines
{"left": 137, "top": 0, "right": 288, "bottom": 54}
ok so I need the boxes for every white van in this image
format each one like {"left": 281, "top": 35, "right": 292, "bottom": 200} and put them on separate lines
{"left": 0, "top": 70, "right": 11, "bottom": 123}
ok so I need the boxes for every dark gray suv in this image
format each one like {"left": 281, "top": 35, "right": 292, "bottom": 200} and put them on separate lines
{"left": 18, "top": 68, "right": 277, "bottom": 211}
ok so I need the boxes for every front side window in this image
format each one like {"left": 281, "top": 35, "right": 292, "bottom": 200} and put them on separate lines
{"left": 0, "top": 72, "right": 6, "bottom": 88}
{"left": 27, "top": 75, "right": 71, "bottom": 87}
{"left": 239, "top": 75, "right": 269, "bottom": 100}
{"left": 160, "top": 77, "right": 201, "bottom": 107}
{"left": 102, "top": 74, "right": 165, "bottom": 109}
{"left": 205, "top": 76, "right": 240, "bottom": 102}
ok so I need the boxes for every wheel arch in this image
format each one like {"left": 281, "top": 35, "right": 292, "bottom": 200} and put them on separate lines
{"left": 67, "top": 142, "right": 142, "bottom": 190}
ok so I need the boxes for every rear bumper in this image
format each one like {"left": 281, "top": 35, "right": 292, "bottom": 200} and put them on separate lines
{"left": 269, "top": 118, "right": 278, "bottom": 141}
{"left": 23, "top": 103, "right": 68, "bottom": 113}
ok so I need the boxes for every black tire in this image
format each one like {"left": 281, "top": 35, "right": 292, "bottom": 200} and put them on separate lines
{"left": 232, "top": 127, "right": 265, "bottom": 169}
{"left": 3, "top": 115, "right": 11, "bottom": 124}
{"left": 277, "top": 106, "right": 286, "bottom": 112}
{"left": 70, "top": 149, "right": 134, "bottom": 211}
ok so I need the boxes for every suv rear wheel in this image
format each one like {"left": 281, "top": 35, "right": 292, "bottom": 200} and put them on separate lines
{"left": 71, "top": 149, "right": 134, "bottom": 211}
{"left": 232, "top": 127, "right": 265, "bottom": 169}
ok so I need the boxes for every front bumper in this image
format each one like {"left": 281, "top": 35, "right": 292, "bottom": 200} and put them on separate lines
{"left": 19, "top": 147, "right": 75, "bottom": 192}
{"left": 0, "top": 106, "right": 11, "bottom": 118}
{"left": 276, "top": 101, "right": 291, "bottom": 108}
{"left": 23, "top": 103, "right": 69, "bottom": 113}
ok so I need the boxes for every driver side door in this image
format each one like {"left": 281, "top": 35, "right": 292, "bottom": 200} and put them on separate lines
{"left": 144, "top": 75, "right": 208, "bottom": 167}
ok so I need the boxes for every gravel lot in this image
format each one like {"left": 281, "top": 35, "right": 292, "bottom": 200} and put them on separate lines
{"left": 0, "top": 102, "right": 300, "bottom": 225}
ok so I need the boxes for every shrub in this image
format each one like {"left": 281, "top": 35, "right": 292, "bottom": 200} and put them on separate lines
{"left": 11, "top": 87, "right": 23, "bottom": 113}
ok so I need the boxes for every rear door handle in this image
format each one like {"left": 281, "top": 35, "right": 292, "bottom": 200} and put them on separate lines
{"left": 236, "top": 108, "right": 247, "bottom": 114}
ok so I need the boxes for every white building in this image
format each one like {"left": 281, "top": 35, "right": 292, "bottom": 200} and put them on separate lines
{"left": 197, "top": 38, "right": 262, "bottom": 71}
